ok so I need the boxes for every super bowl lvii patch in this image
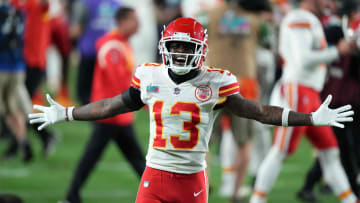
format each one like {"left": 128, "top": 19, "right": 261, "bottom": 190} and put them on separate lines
{"left": 146, "top": 84, "right": 159, "bottom": 93}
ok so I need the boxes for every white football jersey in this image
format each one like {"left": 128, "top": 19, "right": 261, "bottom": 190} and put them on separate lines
{"left": 131, "top": 63, "right": 240, "bottom": 174}
{"left": 279, "top": 9, "right": 338, "bottom": 91}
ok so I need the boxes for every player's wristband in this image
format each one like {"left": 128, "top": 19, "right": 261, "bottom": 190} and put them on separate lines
{"left": 281, "top": 108, "right": 290, "bottom": 127}
{"left": 66, "top": 106, "right": 75, "bottom": 121}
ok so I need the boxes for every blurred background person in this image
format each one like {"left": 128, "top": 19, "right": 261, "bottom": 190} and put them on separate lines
{"left": 70, "top": 0, "right": 122, "bottom": 105}
{"left": 250, "top": 0, "right": 359, "bottom": 202}
{"left": 63, "top": 7, "right": 146, "bottom": 203}
{"left": 5, "top": 0, "right": 56, "bottom": 159}
{"left": 297, "top": 0, "right": 360, "bottom": 201}
{"left": 0, "top": 0, "right": 32, "bottom": 162}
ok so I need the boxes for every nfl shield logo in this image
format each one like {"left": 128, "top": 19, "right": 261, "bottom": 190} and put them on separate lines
{"left": 174, "top": 87, "right": 181, "bottom": 95}
{"left": 195, "top": 85, "right": 212, "bottom": 102}
{"left": 144, "top": 181, "right": 150, "bottom": 188}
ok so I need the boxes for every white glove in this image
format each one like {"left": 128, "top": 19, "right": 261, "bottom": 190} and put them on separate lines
{"left": 311, "top": 95, "right": 354, "bottom": 128}
{"left": 28, "top": 94, "right": 74, "bottom": 131}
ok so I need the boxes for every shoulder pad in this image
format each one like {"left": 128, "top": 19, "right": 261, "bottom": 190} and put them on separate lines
{"left": 205, "top": 66, "right": 232, "bottom": 76}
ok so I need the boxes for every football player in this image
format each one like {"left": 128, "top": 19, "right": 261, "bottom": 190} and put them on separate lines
{"left": 29, "top": 17, "right": 354, "bottom": 203}
{"left": 250, "top": 0, "right": 359, "bottom": 202}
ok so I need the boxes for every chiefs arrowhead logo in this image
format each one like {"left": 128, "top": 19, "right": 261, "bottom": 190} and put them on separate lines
{"left": 195, "top": 85, "right": 212, "bottom": 102}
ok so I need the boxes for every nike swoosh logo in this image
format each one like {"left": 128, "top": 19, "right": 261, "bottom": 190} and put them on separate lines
{"left": 193, "top": 190, "right": 203, "bottom": 197}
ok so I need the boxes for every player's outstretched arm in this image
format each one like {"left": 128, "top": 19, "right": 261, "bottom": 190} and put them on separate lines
{"left": 225, "top": 94, "right": 354, "bottom": 128}
{"left": 29, "top": 92, "right": 134, "bottom": 131}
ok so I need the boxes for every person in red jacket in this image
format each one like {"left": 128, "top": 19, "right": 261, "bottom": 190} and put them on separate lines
{"left": 63, "top": 7, "right": 145, "bottom": 203}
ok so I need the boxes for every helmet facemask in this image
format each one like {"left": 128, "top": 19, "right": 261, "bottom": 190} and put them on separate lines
{"left": 159, "top": 31, "right": 208, "bottom": 75}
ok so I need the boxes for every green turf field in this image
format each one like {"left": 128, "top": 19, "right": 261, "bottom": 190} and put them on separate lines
{"left": 0, "top": 66, "right": 340, "bottom": 203}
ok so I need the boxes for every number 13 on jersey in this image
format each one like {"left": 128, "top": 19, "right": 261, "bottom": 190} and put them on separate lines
{"left": 152, "top": 100, "right": 201, "bottom": 150}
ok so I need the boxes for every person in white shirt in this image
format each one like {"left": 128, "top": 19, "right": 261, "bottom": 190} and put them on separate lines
{"left": 250, "top": 0, "right": 358, "bottom": 202}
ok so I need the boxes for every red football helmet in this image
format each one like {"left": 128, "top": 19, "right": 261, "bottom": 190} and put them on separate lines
{"left": 158, "top": 17, "right": 208, "bottom": 75}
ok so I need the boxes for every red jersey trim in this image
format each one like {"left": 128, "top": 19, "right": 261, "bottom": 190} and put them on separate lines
{"left": 219, "top": 82, "right": 238, "bottom": 91}
{"left": 219, "top": 87, "right": 240, "bottom": 97}
{"left": 289, "top": 22, "right": 311, "bottom": 29}
{"left": 143, "top": 63, "right": 162, "bottom": 67}
{"left": 131, "top": 76, "right": 140, "bottom": 89}
{"left": 219, "top": 83, "right": 240, "bottom": 97}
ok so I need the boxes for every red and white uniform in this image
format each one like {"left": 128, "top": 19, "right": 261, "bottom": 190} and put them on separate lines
{"left": 132, "top": 63, "right": 239, "bottom": 173}
{"left": 271, "top": 9, "right": 339, "bottom": 153}
{"left": 278, "top": 9, "right": 338, "bottom": 92}
{"left": 132, "top": 63, "right": 239, "bottom": 203}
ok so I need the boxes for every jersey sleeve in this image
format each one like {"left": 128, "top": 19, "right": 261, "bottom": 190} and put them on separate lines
{"left": 121, "top": 87, "right": 145, "bottom": 110}
{"left": 131, "top": 67, "right": 141, "bottom": 90}
{"left": 127, "top": 65, "right": 147, "bottom": 107}
{"left": 217, "top": 72, "right": 240, "bottom": 98}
